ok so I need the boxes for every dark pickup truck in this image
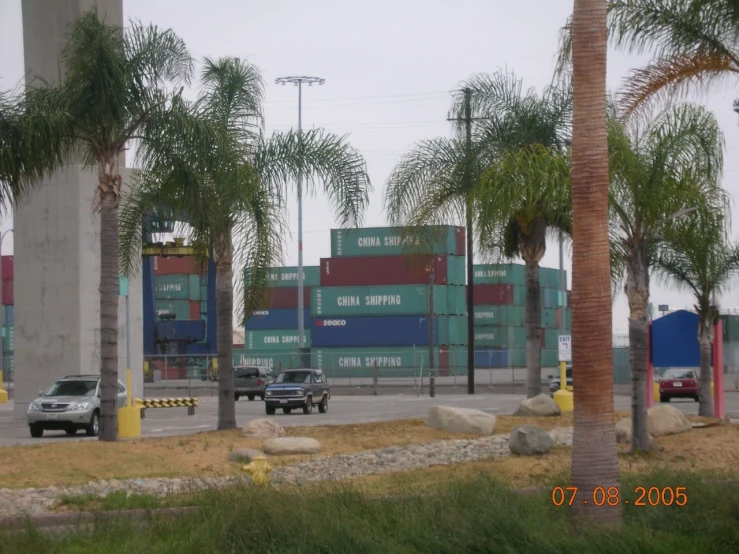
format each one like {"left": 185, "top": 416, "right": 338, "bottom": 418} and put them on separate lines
{"left": 264, "top": 368, "right": 330, "bottom": 415}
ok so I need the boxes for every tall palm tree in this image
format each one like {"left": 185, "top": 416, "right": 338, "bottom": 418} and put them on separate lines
{"left": 570, "top": 0, "right": 622, "bottom": 527}
{"left": 557, "top": 1, "right": 739, "bottom": 118}
{"left": 14, "top": 8, "right": 230, "bottom": 441}
{"left": 120, "top": 57, "right": 371, "bottom": 430}
{"left": 608, "top": 103, "right": 726, "bottom": 450}
{"left": 655, "top": 210, "right": 739, "bottom": 417}
{"left": 464, "top": 72, "right": 572, "bottom": 398}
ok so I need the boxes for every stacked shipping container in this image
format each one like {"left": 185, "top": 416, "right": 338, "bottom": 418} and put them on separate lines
{"left": 2, "top": 256, "right": 12, "bottom": 370}
{"left": 152, "top": 256, "right": 208, "bottom": 378}
{"left": 471, "top": 263, "right": 572, "bottom": 369}
{"left": 243, "top": 266, "right": 318, "bottom": 370}
{"left": 310, "top": 226, "right": 467, "bottom": 377}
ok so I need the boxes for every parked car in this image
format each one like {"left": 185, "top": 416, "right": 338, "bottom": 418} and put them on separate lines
{"left": 658, "top": 369, "right": 699, "bottom": 402}
{"left": 264, "top": 368, "right": 330, "bottom": 415}
{"left": 548, "top": 365, "right": 573, "bottom": 394}
{"left": 26, "top": 375, "right": 128, "bottom": 438}
{"left": 234, "top": 365, "right": 275, "bottom": 401}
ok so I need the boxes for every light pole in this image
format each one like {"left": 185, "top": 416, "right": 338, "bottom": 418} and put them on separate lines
{"left": 0, "top": 229, "right": 13, "bottom": 388}
{"left": 274, "top": 75, "right": 325, "bottom": 355}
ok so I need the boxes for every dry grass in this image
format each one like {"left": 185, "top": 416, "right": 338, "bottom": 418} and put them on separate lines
{"left": 1, "top": 412, "right": 735, "bottom": 491}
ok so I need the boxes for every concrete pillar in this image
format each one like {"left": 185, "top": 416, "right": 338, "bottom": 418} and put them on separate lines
{"left": 15, "top": 0, "right": 143, "bottom": 418}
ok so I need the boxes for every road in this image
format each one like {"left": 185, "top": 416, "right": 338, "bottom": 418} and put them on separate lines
{"left": 2, "top": 392, "right": 737, "bottom": 447}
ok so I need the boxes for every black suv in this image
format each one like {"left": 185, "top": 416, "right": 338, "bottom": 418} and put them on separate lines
{"left": 264, "top": 368, "right": 330, "bottom": 415}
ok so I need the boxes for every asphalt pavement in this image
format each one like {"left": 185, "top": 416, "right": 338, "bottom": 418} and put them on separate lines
{"left": 2, "top": 392, "right": 737, "bottom": 447}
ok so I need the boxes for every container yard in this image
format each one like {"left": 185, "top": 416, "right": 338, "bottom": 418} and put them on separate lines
{"left": 2, "top": 255, "right": 13, "bottom": 374}
{"left": 330, "top": 225, "right": 465, "bottom": 258}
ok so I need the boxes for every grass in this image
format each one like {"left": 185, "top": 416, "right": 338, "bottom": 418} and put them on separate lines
{"left": 2, "top": 472, "right": 738, "bottom": 553}
{"left": 0, "top": 414, "right": 578, "bottom": 489}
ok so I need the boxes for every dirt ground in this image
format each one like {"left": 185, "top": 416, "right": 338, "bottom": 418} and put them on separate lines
{"left": 0, "top": 411, "right": 735, "bottom": 490}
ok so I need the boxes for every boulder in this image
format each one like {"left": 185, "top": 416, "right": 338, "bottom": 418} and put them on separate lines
{"left": 615, "top": 417, "right": 633, "bottom": 444}
{"left": 425, "top": 406, "right": 497, "bottom": 435}
{"left": 514, "top": 394, "right": 562, "bottom": 417}
{"left": 227, "top": 448, "right": 266, "bottom": 463}
{"left": 242, "top": 419, "right": 285, "bottom": 439}
{"left": 262, "top": 437, "right": 322, "bottom": 456}
{"left": 508, "top": 425, "right": 553, "bottom": 455}
{"left": 647, "top": 405, "right": 692, "bottom": 437}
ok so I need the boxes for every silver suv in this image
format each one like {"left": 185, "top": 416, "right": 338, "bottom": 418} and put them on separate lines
{"left": 27, "top": 375, "right": 128, "bottom": 438}
{"left": 234, "top": 365, "right": 275, "bottom": 401}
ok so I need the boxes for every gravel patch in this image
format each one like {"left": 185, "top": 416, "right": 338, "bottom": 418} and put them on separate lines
{"left": 0, "top": 427, "right": 574, "bottom": 520}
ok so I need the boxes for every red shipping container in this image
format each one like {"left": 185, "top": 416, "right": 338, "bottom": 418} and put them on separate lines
{"left": 189, "top": 300, "right": 200, "bottom": 320}
{"left": 320, "top": 255, "right": 448, "bottom": 286}
{"left": 438, "top": 346, "right": 450, "bottom": 377}
{"left": 473, "top": 283, "right": 514, "bottom": 305}
{"left": 455, "top": 226, "right": 466, "bottom": 256}
{"left": 153, "top": 255, "right": 203, "bottom": 275}
{"left": 1, "top": 256, "right": 12, "bottom": 281}
{"left": 257, "top": 287, "right": 312, "bottom": 309}
{"left": 2, "top": 280, "right": 12, "bottom": 305}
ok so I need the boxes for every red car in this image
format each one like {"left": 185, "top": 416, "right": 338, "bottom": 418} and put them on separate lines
{"left": 659, "top": 369, "right": 699, "bottom": 402}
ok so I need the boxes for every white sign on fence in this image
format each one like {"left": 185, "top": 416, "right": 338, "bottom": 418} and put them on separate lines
{"left": 558, "top": 335, "right": 572, "bottom": 362}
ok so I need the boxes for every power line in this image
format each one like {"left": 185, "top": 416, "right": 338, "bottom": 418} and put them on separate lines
{"left": 265, "top": 95, "right": 451, "bottom": 110}
{"left": 264, "top": 90, "right": 450, "bottom": 104}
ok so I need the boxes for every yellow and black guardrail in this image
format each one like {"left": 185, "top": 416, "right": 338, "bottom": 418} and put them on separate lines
{"left": 134, "top": 397, "right": 198, "bottom": 418}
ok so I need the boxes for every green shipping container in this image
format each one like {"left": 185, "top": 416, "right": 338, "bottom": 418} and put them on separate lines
{"left": 472, "top": 264, "right": 566, "bottom": 289}
{"left": 155, "top": 300, "right": 190, "bottom": 320}
{"left": 311, "top": 285, "right": 465, "bottom": 317}
{"left": 331, "top": 225, "right": 460, "bottom": 257}
{"left": 437, "top": 315, "right": 468, "bottom": 345}
{"left": 154, "top": 275, "right": 189, "bottom": 300}
{"left": 474, "top": 326, "right": 527, "bottom": 348}
{"left": 3, "top": 326, "right": 13, "bottom": 353}
{"left": 543, "top": 329, "right": 560, "bottom": 350}
{"left": 188, "top": 275, "right": 201, "bottom": 301}
{"left": 451, "top": 256, "right": 466, "bottom": 286}
{"left": 446, "top": 345, "right": 469, "bottom": 375}
{"left": 473, "top": 305, "right": 559, "bottom": 328}
{"left": 246, "top": 329, "right": 311, "bottom": 350}
{"left": 245, "top": 266, "right": 320, "bottom": 288}
{"left": 232, "top": 349, "right": 304, "bottom": 371}
{"left": 311, "top": 346, "right": 439, "bottom": 378}
{"left": 722, "top": 315, "right": 739, "bottom": 342}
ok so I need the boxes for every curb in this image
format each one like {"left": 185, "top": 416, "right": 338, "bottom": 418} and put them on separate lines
{"left": 0, "top": 505, "right": 201, "bottom": 530}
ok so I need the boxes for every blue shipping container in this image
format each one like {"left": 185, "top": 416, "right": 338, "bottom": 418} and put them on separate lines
{"left": 245, "top": 309, "right": 312, "bottom": 331}
{"left": 474, "top": 348, "right": 509, "bottom": 368}
{"left": 155, "top": 320, "right": 206, "bottom": 342}
{"left": 4, "top": 305, "right": 12, "bottom": 326}
{"left": 311, "top": 315, "right": 439, "bottom": 347}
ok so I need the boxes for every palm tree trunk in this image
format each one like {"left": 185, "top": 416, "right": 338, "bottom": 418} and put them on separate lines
{"left": 98, "top": 169, "right": 120, "bottom": 442}
{"left": 466, "top": 200, "right": 475, "bottom": 394}
{"left": 698, "top": 320, "right": 714, "bottom": 417}
{"left": 626, "top": 252, "right": 651, "bottom": 451}
{"left": 525, "top": 261, "right": 542, "bottom": 398}
{"left": 570, "top": 0, "right": 622, "bottom": 527}
{"left": 216, "top": 238, "right": 236, "bottom": 430}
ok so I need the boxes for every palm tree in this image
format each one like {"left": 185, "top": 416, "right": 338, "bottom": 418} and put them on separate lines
{"left": 608, "top": 103, "right": 726, "bottom": 450}
{"left": 569, "top": 0, "right": 622, "bottom": 527}
{"left": 385, "top": 71, "right": 571, "bottom": 395}
{"left": 476, "top": 145, "right": 572, "bottom": 398}
{"left": 13, "top": 9, "right": 231, "bottom": 441}
{"left": 120, "top": 57, "right": 371, "bottom": 430}
{"left": 557, "top": 1, "right": 739, "bottom": 119}
{"left": 655, "top": 210, "right": 739, "bottom": 417}
{"left": 464, "top": 72, "right": 572, "bottom": 398}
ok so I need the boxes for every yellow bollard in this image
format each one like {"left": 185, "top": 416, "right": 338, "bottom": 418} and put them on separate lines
{"left": 118, "top": 369, "right": 142, "bottom": 438}
{"left": 552, "top": 360, "right": 574, "bottom": 412}
{"left": 243, "top": 456, "right": 273, "bottom": 487}
{"left": 0, "top": 370, "right": 7, "bottom": 404}
{"left": 653, "top": 381, "right": 661, "bottom": 403}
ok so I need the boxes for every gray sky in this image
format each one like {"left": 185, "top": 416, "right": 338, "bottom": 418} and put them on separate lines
{"left": 1, "top": 0, "right": 738, "bottom": 334}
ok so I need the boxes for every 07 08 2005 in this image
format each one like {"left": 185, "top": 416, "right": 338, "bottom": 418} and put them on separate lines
{"left": 551, "top": 486, "right": 687, "bottom": 507}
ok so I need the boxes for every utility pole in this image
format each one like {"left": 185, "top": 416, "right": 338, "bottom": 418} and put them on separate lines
{"left": 446, "top": 87, "right": 492, "bottom": 395}
{"left": 428, "top": 261, "right": 435, "bottom": 397}
{"left": 275, "top": 76, "right": 325, "bottom": 363}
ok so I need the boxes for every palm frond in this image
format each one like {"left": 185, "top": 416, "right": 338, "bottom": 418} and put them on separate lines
{"left": 124, "top": 18, "right": 194, "bottom": 88}
{"left": 618, "top": 51, "right": 739, "bottom": 121}
{"left": 253, "top": 129, "right": 371, "bottom": 228}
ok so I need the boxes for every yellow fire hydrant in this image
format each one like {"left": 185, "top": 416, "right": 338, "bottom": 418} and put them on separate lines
{"left": 243, "top": 456, "right": 272, "bottom": 487}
